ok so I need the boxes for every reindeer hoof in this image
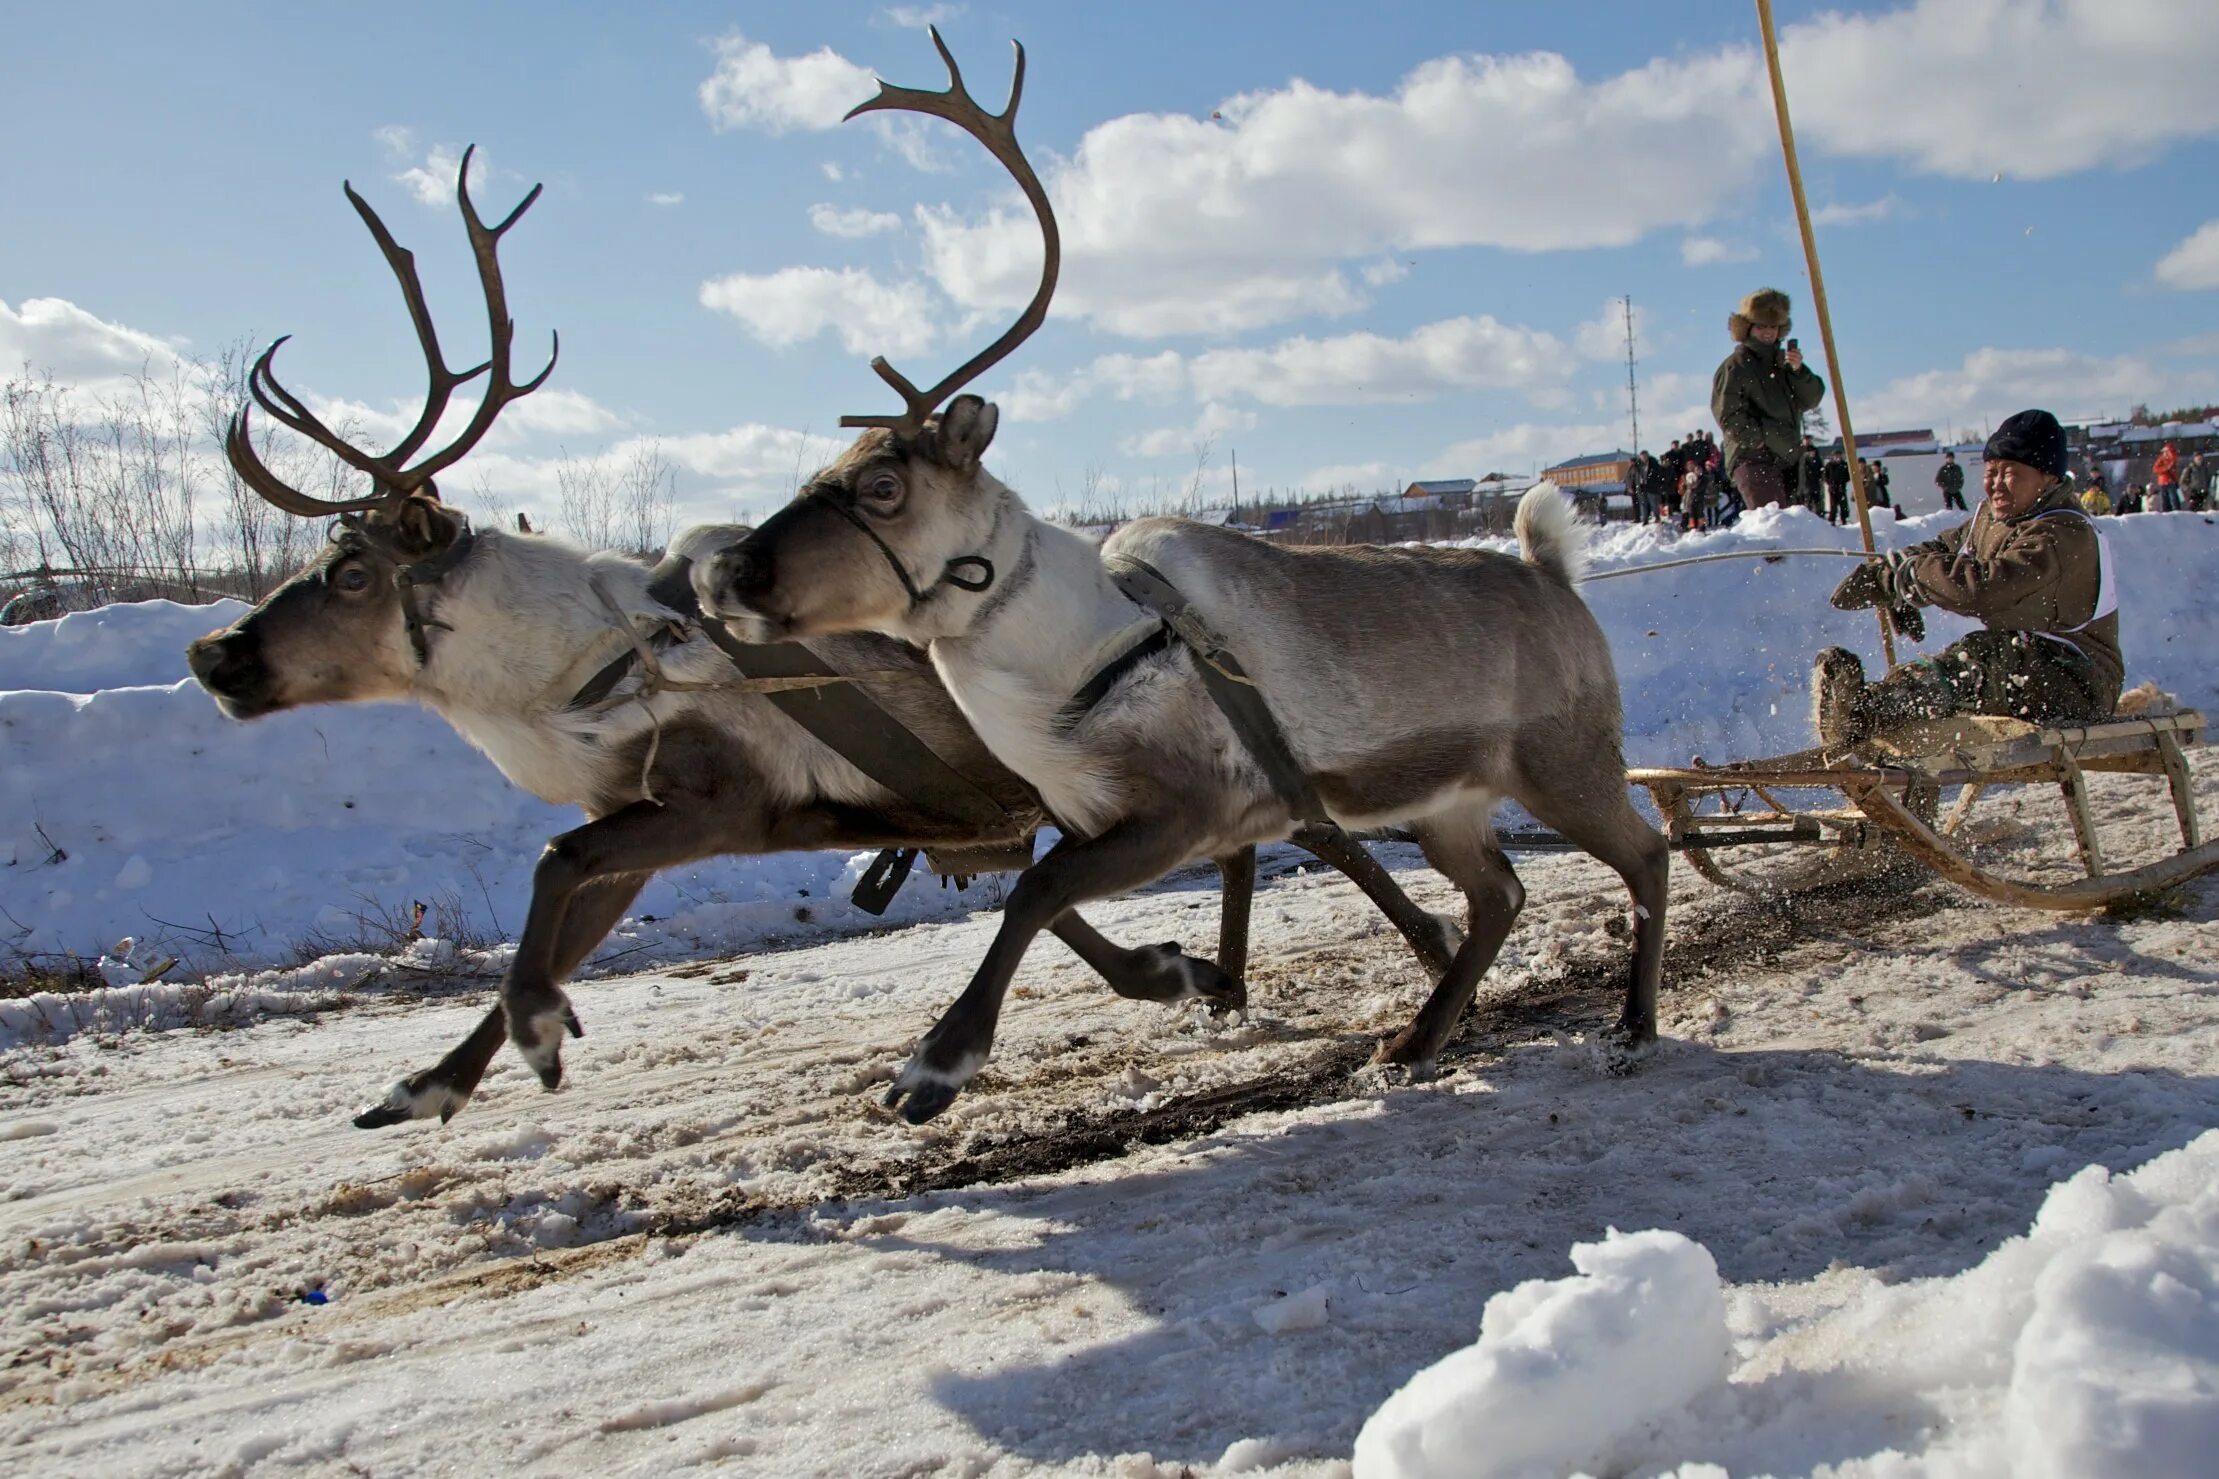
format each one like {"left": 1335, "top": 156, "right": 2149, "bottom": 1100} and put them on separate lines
{"left": 884, "top": 1079, "right": 961, "bottom": 1125}
{"left": 1119, "top": 943, "right": 1246, "bottom": 1011}
{"left": 880, "top": 1043, "right": 983, "bottom": 1124}
{"left": 353, "top": 1071, "right": 472, "bottom": 1129}
{"left": 1369, "top": 1030, "right": 1439, "bottom": 1074}
{"left": 1598, "top": 1019, "right": 1660, "bottom": 1076}
{"left": 511, "top": 997, "right": 581, "bottom": 1091}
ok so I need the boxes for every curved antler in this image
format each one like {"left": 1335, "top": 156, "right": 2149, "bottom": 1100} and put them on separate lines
{"left": 839, "top": 26, "right": 1060, "bottom": 437}
{"left": 226, "top": 145, "right": 559, "bottom": 517}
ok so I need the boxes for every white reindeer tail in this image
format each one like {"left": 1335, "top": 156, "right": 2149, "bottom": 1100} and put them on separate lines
{"left": 1514, "top": 481, "right": 1585, "bottom": 585}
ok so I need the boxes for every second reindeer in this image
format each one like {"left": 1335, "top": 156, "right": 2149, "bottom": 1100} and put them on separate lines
{"left": 702, "top": 30, "right": 1670, "bottom": 1122}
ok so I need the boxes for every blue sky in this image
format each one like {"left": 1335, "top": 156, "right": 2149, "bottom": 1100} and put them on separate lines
{"left": 4, "top": 1, "right": 2217, "bottom": 526}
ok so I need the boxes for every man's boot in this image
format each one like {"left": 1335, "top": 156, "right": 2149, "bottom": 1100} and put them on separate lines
{"left": 1812, "top": 647, "right": 1867, "bottom": 748}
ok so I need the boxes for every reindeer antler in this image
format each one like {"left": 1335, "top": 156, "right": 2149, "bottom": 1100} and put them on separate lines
{"left": 839, "top": 26, "right": 1060, "bottom": 437}
{"left": 226, "top": 145, "right": 559, "bottom": 517}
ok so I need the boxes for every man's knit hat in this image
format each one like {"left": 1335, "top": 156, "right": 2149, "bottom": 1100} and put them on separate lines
{"left": 1983, "top": 409, "right": 2068, "bottom": 479}
{"left": 1728, "top": 288, "right": 1792, "bottom": 342}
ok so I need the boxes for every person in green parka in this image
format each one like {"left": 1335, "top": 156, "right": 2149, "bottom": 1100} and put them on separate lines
{"left": 1712, "top": 287, "right": 1827, "bottom": 511}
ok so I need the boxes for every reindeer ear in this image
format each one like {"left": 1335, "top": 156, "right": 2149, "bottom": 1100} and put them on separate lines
{"left": 924, "top": 395, "right": 1000, "bottom": 473}
{"left": 383, "top": 492, "right": 465, "bottom": 559}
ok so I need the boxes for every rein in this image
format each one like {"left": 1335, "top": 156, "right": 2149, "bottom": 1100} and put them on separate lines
{"left": 1583, "top": 547, "right": 1873, "bottom": 582}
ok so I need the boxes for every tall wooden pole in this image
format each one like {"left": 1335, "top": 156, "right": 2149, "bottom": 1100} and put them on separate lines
{"left": 1754, "top": 0, "right": 1897, "bottom": 668}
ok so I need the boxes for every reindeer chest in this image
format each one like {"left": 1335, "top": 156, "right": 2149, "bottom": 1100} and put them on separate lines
{"left": 446, "top": 706, "right": 628, "bottom": 811}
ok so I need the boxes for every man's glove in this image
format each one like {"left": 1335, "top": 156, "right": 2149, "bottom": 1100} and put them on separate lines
{"left": 1876, "top": 548, "right": 1928, "bottom": 608}
{"left": 1830, "top": 559, "right": 1886, "bottom": 611}
{"left": 1831, "top": 554, "right": 1927, "bottom": 641}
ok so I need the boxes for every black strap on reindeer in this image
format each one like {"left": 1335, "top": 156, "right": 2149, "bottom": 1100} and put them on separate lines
{"left": 802, "top": 484, "right": 995, "bottom": 608}
{"left": 628, "top": 553, "right": 1024, "bottom": 913}
{"left": 1077, "top": 555, "right": 1332, "bottom": 826}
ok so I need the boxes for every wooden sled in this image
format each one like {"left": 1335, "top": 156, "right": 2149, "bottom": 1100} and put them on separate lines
{"left": 1622, "top": 710, "right": 2215, "bottom": 911}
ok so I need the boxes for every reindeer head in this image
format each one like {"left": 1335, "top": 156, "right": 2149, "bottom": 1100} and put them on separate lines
{"left": 189, "top": 148, "right": 555, "bottom": 718}
{"left": 703, "top": 28, "right": 1055, "bottom": 646}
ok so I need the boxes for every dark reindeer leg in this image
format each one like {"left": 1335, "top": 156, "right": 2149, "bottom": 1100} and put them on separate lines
{"left": 1290, "top": 824, "right": 1462, "bottom": 978}
{"left": 506, "top": 801, "right": 751, "bottom": 1090}
{"left": 1047, "top": 912, "right": 1244, "bottom": 1009}
{"left": 354, "top": 872, "right": 649, "bottom": 1129}
{"left": 885, "top": 818, "right": 1198, "bottom": 1124}
{"left": 1374, "top": 807, "right": 1526, "bottom": 1069}
{"left": 1214, "top": 846, "right": 1256, "bottom": 983}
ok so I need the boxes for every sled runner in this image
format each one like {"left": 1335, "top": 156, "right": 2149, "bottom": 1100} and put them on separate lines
{"left": 1620, "top": 709, "right": 2214, "bottom": 910}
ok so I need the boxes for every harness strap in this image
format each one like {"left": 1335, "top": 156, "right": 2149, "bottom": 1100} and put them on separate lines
{"left": 803, "top": 487, "right": 994, "bottom": 606}
{"left": 1057, "top": 623, "right": 1175, "bottom": 730}
{"left": 1103, "top": 555, "right": 1331, "bottom": 825}
{"left": 372, "top": 521, "right": 477, "bottom": 665}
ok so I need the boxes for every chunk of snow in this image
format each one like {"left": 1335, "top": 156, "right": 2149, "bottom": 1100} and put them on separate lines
{"left": 1353, "top": 1229, "right": 1728, "bottom": 1479}
{"left": 1252, "top": 1284, "right": 1331, "bottom": 1334}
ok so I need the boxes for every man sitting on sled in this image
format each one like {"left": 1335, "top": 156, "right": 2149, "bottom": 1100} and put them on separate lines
{"left": 1815, "top": 408, "right": 2122, "bottom": 748}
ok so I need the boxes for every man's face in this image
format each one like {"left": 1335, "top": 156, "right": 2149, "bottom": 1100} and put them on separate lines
{"left": 1983, "top": 458, "right": 2053, "bottom": 518}
{"left": 1748, "top": 323, "right": 1782, "bottom": 345}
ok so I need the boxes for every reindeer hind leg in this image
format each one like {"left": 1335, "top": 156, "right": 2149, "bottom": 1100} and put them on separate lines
{"left": 1374, "top": 801, "right": 1524, "bottom": 1070}
{"left": 1514, "top": 765, "right": 1669, "bottom": 1055}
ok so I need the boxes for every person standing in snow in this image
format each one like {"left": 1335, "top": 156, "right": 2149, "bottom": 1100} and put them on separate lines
{"left": 2187, "top": 450, "right": 2212, "bottom": 513}
{"left": 2151, "top": 440, "right": 2181, "bottom": 514}
{"left": 2079, "top": 481, "right": 2113, "bottom": 517}
{"left": 1935, "top": 450, "right": 1968, "bottom": 512}
{"left": 1712, "top": 289, "right": 1826, "bottom": 512}
{"left": 1822, "top": 450, "right": 1852, "bottom": 524}
{"left": 1793, "top": 437, "right": 1824, "bottom": 513}
{"left": 1814, "top": 409, "right": 2121, "bottom": 747}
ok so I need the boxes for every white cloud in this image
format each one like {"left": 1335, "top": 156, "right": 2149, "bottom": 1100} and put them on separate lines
{"left": 1783, "top": 0, "right": 2219, "bottom": 180}
{"left": 1858, "top": 345, "right": 2219, "bottom": 432}
{"left": 1360, "top": 258, "right": 1412, "bottom": 287}
{"left": 0, "top": 297, "right": 187, "bottom": 385}
{"left": 1810, "top": 194, "right": 1906, "bottom": 227}
{"left": 2155, "top": 220, "right": 2219, "bottom": 290}
{"left": 822, "top": 162, "right": 848, "bottom": 182}
{"left": 698, "top": 33, "right": 878, "bottom": 134}
{"left": 808, "top": 203, "right": 902, "bottom": 239}
{"left": 698, "top": 265, "right": 938, "bottom": 358}
{"left": 1681, "top": 235, "right": 1758, "bottom": 267}
{"left": 1572, "top": 300, "right": 1644, "bottom": 363}
{"left": 997, "top": 351, "right": 1187, "bottom": 423}
{"left": 1189, "top": 315, "right": 1569, "bottom": 407}
{"left": 647, "top": 191, "right": 685, "bottom": 207}
{"left": 1296, "top": 460, "right": 1400, "bottom": 493}
{"left": 883, "top": 4, "right": 963, "bottom": 27}
{"left": 374, "top": 128, "right": 489, "bottom": 208}
{"left": 1120, "top": 403, "right": 1257, "bottom": 460}
{"left": 918, "top": 47, "right": 1770, "bottom": 338}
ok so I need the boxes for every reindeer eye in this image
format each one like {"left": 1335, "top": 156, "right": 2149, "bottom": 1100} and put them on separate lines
{"left": 333, "top": 564, "right": 373, "bottom": 593}
{"left": 861, "top": 470, "right": 904, "bottom": 506}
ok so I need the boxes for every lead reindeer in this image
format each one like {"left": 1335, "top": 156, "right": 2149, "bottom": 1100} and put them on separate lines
{"left": 190, "top": 149, "right": 1455, "bottom": 1126}
{"left": 700, "top": 30, "right": 1670, "bottom": 1122}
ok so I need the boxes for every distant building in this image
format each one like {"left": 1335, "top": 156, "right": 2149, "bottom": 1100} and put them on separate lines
{"left": 1401, "top": 478, "right": 1477, "bottom": 501}
{"left": 1540, "top": 451, "right": 1634, "bottom": 491}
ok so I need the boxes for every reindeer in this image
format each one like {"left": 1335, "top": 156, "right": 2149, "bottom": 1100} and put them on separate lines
{"left": 188, "top": 149, "right": 1456, "bottom": 1128}
{"left": 698, "top": 30, "right": 1670, "bottom": 1123}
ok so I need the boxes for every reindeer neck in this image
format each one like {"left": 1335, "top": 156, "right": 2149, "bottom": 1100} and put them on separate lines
{"left": 408, "top": 529, "right": 632, "bottom": 721}
{"left": 932, "top": 508, "right": 1154, "bottom": 695}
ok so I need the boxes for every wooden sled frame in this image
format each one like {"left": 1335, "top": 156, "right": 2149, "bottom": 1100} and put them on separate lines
{"left": 1623, "top": 710, "right": 2216, "bottom": 911}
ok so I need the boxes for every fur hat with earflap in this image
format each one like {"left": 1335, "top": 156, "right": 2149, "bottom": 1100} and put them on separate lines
{"left": 1728, "top": 288, "right": 1792, "bottom": 343}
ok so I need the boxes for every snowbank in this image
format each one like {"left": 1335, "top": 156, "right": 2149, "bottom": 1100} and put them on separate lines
{"left": 1355, "top": 1130, "right": 2219, "bottom": 1479}
{"left": 4, "top": 508, "right": 2216, "bottom": 994}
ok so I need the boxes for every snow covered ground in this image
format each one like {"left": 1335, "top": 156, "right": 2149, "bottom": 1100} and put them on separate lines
{"left": 3, "top": 504, "right": 2217, "bottom": 1475}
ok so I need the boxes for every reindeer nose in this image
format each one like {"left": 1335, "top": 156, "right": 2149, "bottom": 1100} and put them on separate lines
{"left": 712, "top": 538, "right": 776, "bottom": 613}
{"left": 188, "top": 630, "right": 262, "bottom": 697}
